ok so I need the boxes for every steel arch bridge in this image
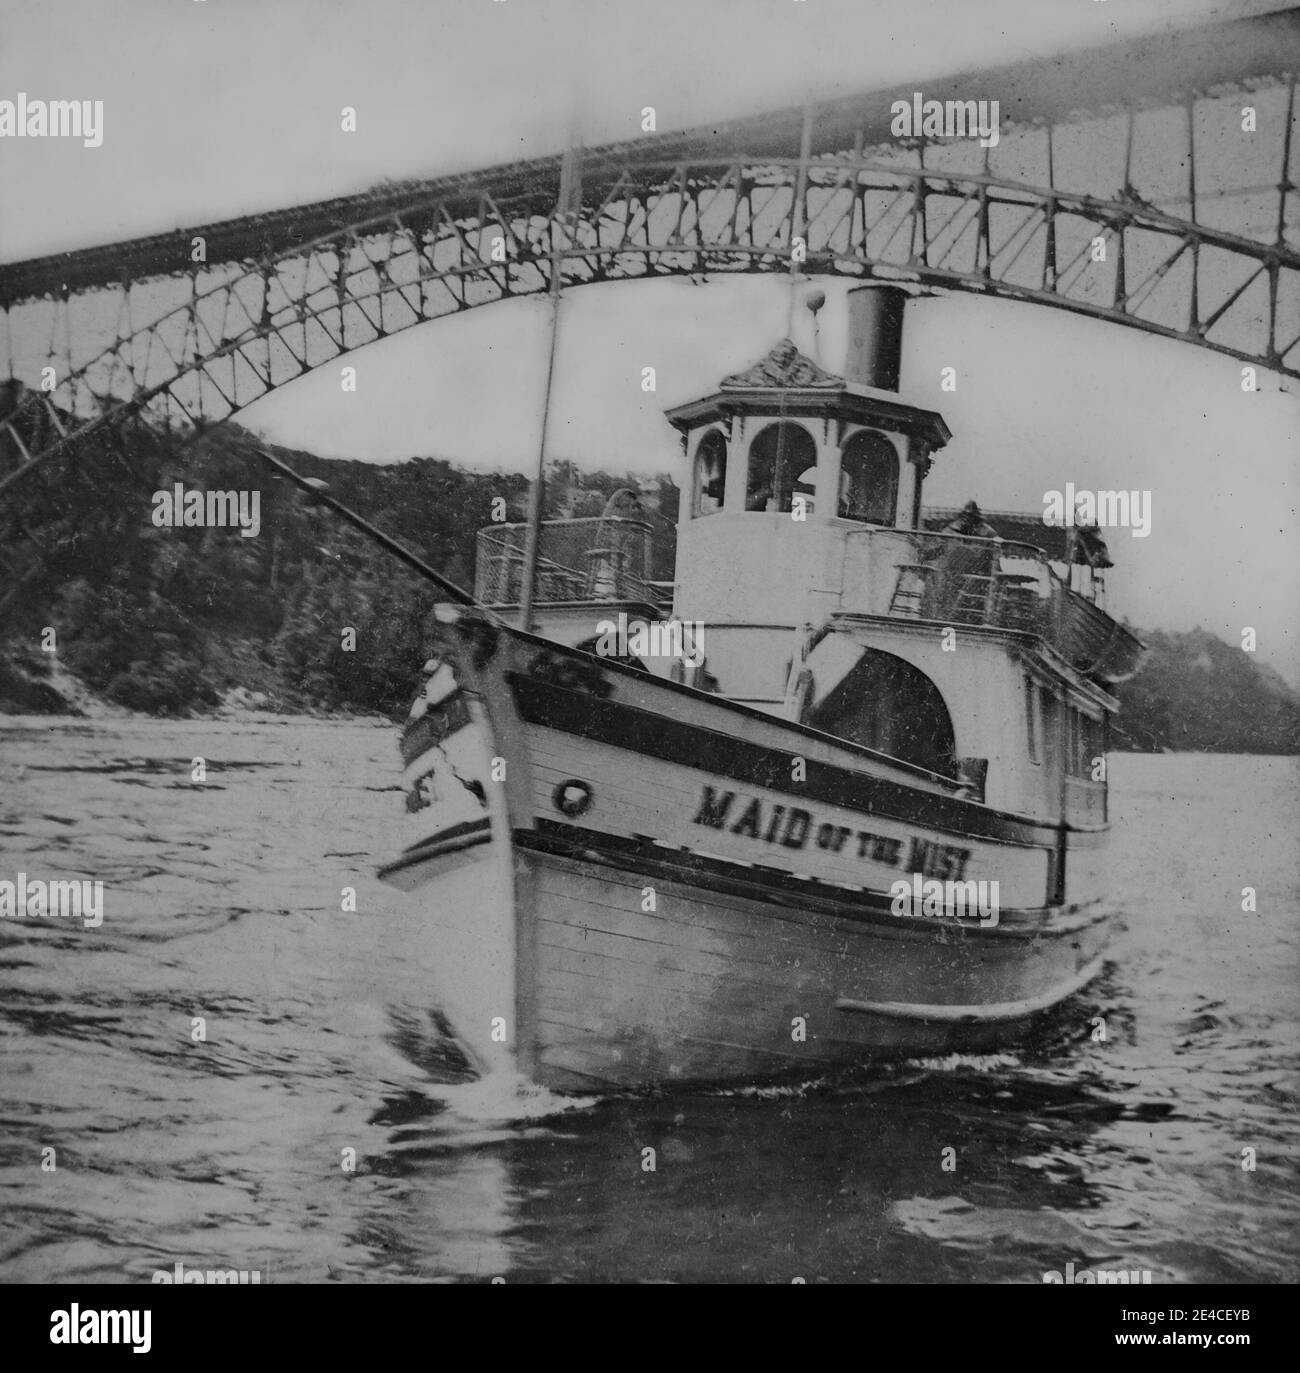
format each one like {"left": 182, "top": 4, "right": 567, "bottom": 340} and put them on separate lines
{"left": 1, "top": 6, "right": 1299, "bottom": 505}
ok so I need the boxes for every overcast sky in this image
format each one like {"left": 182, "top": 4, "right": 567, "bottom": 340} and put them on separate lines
{"left": 2, "top": 0, "right": 1296, "bottom": 684}
{"left": 2, "top": 0, "right": 1278, "bottom": 257}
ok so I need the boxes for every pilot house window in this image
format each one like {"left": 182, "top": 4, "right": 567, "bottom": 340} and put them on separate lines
{"left": 692, "top": 430, "right": 727, "bottom": 517}
{"left": 839, "top": 430, "right": 899, "bottom": 524}
{"left": 746, "top": 423, "right": 817, "bottom": 514}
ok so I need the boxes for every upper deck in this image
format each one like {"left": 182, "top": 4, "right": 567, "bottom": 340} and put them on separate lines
{"left": 838, "top": 525, "right": 1144, "bottom": 685}
{"left": 475, "top": 513, "right": 1143, "bottom": 687}
{"left": 475, "top": 515, "right": 673, "bottom": 617}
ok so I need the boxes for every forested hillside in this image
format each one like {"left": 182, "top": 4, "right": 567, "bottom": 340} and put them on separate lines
{"left": 1110, "top": 627, "right": 1300, "bottom": 754}
{"left": 0, "top": 419, "right": 677, "bottom": 718}
{"left": 1, "top": 417, "right": 1295, "bottom": 754}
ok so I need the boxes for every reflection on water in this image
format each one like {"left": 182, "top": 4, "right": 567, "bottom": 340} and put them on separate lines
{"left": 0, "top": 720, "right": 1296, "bottom": 1283}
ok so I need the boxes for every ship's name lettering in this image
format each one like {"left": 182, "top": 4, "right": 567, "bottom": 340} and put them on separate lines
{"left": 691, "top": 785, "right": 970, "bottom": 880}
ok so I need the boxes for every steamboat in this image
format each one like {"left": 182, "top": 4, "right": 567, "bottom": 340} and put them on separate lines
{"left": 378, "top": 285, "right": 1144, "bottom": 1092}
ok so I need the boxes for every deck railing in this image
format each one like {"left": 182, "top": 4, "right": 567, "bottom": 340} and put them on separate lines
{"left": 842, "top": 527, "right": 1144, "bottom": 684}
{"left": 475, "top": 517, "right": 668, "bottom": 611}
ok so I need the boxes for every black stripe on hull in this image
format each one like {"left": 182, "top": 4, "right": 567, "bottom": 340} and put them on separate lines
{"left": 508, "top": 673, "right": 1062, "bottom": 847}
{"left": 378, "top": 816, "right": 492, "bottom": 882}
{"left": 521, "top": 818, "right": 1106, "bottom": 940}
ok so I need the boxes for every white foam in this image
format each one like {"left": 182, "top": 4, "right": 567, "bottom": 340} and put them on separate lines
{"left": 424, "top": 1071, "right": 599, "bottom": 1123}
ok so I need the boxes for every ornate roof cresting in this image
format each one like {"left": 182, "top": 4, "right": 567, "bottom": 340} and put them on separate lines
{"left": 720, "top": 339, "right": 844, "bottom": 390}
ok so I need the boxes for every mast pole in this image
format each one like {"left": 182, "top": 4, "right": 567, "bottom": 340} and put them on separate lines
{"left": 1054, "top": 681, "right": 1070, "bottom": 905}
{"left": 1053, "top": 527, "right": 1076, "bottom": 905}
{"left": 519, "top": 132, "right": 581, "bottom": 631}
{"left": 252, "top": 447, "right": 487, "bottom": 610}
{"left": 784, "top": 101, "right": 816, "bottom": 340}
{"left": 770, "top": 102, "right": 816, "bottom": 509}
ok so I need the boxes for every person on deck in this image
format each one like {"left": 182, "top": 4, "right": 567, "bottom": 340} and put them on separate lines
{"left": 924, "top": 501, "right": 999, "bottom": 620}
{"left": 943, "top": 500, "right": 997, "bottom": 541}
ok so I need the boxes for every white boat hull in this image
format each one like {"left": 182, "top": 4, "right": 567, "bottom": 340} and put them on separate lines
{"left": 379, "top": 616, "right": 1114, "bottom": 1091}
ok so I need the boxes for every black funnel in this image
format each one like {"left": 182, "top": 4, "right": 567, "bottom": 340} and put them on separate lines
{"left": 844, "top": 286, "right": 907, "bottom": 392}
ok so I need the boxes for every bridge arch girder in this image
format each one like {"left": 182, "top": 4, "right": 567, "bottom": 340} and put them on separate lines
{"left": 2, "top": 149, "right": 1299, "bottom": 499}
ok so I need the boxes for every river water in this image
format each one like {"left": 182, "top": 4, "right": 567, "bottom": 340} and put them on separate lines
{"left": 0, "top": 717, "right": 1296, "bottom": 1284}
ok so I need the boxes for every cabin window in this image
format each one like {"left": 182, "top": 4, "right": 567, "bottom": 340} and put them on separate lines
{"left": 746, "top": 422, "right": 816, "bottom": 514}
{"left": 692, "top": 429, "right": 727, "bottom": 517}
{"left": 1040, "top": 686, "right": 1055, "bottom": 750}
{"left": 1025, "top": 674, "right": 1040, "bottom": 764}
{"left": 1080, "top": 712, "right": 1104, "bottom": 779}
{"left": 838, "top": 430, "right": 899, "bottom": 524}
{"left": 1062, "top": 707, "right": 1103, "bottom": 777}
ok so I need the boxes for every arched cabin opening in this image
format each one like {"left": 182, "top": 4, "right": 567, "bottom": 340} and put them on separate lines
{"left": 691, "top": 427, "right": 727, "bottom": 517}
{"left": 806, "top": 647, "right": 956, "bottom": 776}
{"left": 839, "top": 430, "right": 899, "bottom": 524}
{"left": 744, "top": 421, "right": 817, "bottom": 512}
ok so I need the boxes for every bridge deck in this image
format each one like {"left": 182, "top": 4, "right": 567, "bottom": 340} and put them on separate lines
{"left": 1, "top": 6, "right": 1297, "bottom": 305}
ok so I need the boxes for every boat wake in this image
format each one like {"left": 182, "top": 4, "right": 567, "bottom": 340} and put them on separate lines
{"left": 420, "top": 1072, "right": 600, "bottom": 1123}
{"left": 371, "top": 1005, "right": 599, "bottom": 1122}
{"left": 904, "top": 1051, "right": 1023, "bottom": 1073}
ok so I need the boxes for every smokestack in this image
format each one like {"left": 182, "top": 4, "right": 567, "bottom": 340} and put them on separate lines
{"left": 844, "top": 285, "right": 907, "bottom": 392}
